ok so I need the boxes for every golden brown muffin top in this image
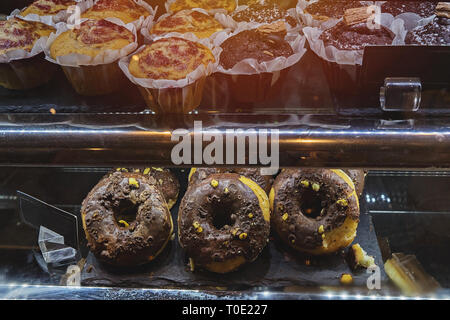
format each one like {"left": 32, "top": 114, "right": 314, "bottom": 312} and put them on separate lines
{"left": 151, "top": 10, "right": 223, "bottom": 38}
{"left": 0, "top": 17, "right": 54, "bottom": 55}
{"left": 128, "top": 37, "right": 215, "bottom": 80}
{"left": 81, "top": 0, "right": 151, "bottom": 23}
{"left": 21, "top": 0, "right": 78, "bottom": 16}
{"left": 169, "top": 0, "right": 237, "bottom": 13}
{"left": 50, "top": 19, "right": 134, "bottom": 59}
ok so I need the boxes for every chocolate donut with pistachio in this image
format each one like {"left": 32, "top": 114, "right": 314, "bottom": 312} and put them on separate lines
{"left": 81, "top": 171, "right": 173, "bottom": 266}
{"left": 115, "top": 167, "right": 180, "bottom": 209}
{"left": 188, "top": 167, "right": 274, "bottom": 194}
{"left": 343, "top": 169, "right": 366, "bottom": 197}
{"left": 270, "top": 169, "right": 359, "bottom": 255}
{"left": 178, "top": 173, "right": 270, "bottom": 273}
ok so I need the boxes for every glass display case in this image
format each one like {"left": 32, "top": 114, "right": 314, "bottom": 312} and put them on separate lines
{"left": 0, "top": 0, "right": 449, "bottom": 301}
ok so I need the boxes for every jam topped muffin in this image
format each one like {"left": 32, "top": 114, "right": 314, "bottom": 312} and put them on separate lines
{"left": 21, "top": 0, "right": 78, "bottom": 16}
{"left": 380, "top": 1, "right": 436, "bottom": 18}
{"left": 232, "top": 3, "right": 297, "bottom": 27}
{"left": 128, "top": 37, "right": 215, "bottom": 80}
{"left": 405, "top": 16, "right": 450, "bottom": 45}
{"left": 150, "top": 10, "right": 223, "bottom": 38}
{"left": 319, "top": 21, "right": 395, "bottom": 51}
{"left": 168, "top": 0, "right": 237, "bottom": 13}
{"left": 50, "top": 19, "right": 135, "bottom": 59}
{"left": 0, "top": 17, "right": 54, "bottom": 55}
{"left": 304, "top": 0, "right": 362, "bottom": 20}
{"left": 219, "top": 28, "right": 293, "bottom": 70}
{"left": 82, "top": 0, "right": 151, "bottom": 24}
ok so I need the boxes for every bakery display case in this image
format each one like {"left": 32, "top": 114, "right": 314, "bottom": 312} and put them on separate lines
{"left": 0, "top": 0, "right": 449, "bottom": 301}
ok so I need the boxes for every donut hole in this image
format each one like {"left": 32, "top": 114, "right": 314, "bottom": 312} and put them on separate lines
{"left": 300, "top": 189, "right": 323, "bottom": 219}
{"left": 212, "top": 205, "right": 234, "bottom": 230}
{"left": 114, "top": 199, "right": 139, "bottom": 226}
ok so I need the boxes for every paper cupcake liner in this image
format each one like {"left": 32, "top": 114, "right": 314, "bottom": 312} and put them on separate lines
{"left": 140, "top": 8, "right": 227, "bottom": 44}
{"left": 0, "top": 53, "right": 57, "bottom": 90}
{"left": 303, "top": 16, "right": 407, "bottom": 110}
{"left": 118, "top": 34, "right": 220, "bottom": 113}
{"left": 43, "top": 18, "right": 138, "bottom": 95}
{"left": 0, "top": 31, "right": 50, "bottom": 64}
{"left": 165, "top": 0, "right": 238, "bottom": 15}
{"left": 214, "top": 5, "right": 301, "bottom": 33}
{"left": 8, "top": 0, "right": 93, "bottom": 27}
{"left": 212, "top": 24, "right": 306, "bottom": 103}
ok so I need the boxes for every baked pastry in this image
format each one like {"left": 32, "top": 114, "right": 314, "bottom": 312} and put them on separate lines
{"left": 304, "top": 0, "right": 362, "bottom": 21}
{"left": 50, "top": 19, "right": 135, "bottom": 59}
{"left": 128, "top": 37, "right": 215, "bottom": 79}
{"left": 232, "top": 2, "right": 297, "bottom": 27}
{"left": 269, "top": 169, "right": 360, "bottom": 255}
{"left": 115, "top": 167, "right": 180, "bottom": 209}
{"left": 189, "top": 167, "right": 274, "bottom": 194}
{"left": 343, "top": 169, "right": 366, "bottom": 197}
{"left": 150, "top": 9, "right": 223, "bottom": 38}
{"left": 319, "top": 21, "right": 395, "bottom": 51}
{"left": 405, "top": 16, "right": 450, "bottom": 45}
{"left": 0, "top": 17, "right": 54, "bottom": 56}
{"left": 178, "top": 173, "right": 270, "bottom": 273}
{"left": 219, "top": 28, "right": 293, "bottom": 70}
{"left": 380, "top": 1, "right": 436, "bottom": 18}
{"left": 346, "top": 243, "right": 375, "bottom": 270}
{"left": 20, "top": 0, "right": 78, "bottom": 17}
{"left": 81, "top": 171, "right": 173, "bottom": 266}
{"left": 168, "top": 0, "right": 237, "bottom": 13}
{"left": 81, "top": 0, "right": 152, "bottom": 24}
{"left": 0, "top": 17, "right": 56, "bottom": 90}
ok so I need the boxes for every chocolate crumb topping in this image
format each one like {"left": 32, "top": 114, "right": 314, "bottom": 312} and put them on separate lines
{"left": 405, "top": 16, "right": 450, "bottom": 45}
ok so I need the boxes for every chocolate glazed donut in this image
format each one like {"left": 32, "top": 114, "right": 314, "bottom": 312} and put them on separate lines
{"left": 115, "top": 167, "right": 180, "bottom": 209}
{"left": 81, "top": 172, "right": 173, "bottom": 266}
{"left": 343, "top": 169, "right": 366, "bottom": 197}
{"left": 270, "top": 169, "right": 359, "bottom": 255}
{"left": 188, "top": 167, "right": 274, "bottom": 194}
{"left": 178, "top": 173, "right": 270, "bottom": 273}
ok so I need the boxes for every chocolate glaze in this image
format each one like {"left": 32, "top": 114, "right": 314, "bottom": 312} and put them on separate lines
{"left": 178, "top": 173, "right": 270, "bottom": 271}
{"left": 219, "top": 29, "right": 294, "bottom": 70}
{"left": 343, "top": 169, "right": 366, "bottom": 197}
{"left": 319, "top": 21, "right": 395, "bottom": 51}
{"left": 114, "top": 168, "right": 180, "bottom": 208}
{"left": 271, "top": 169, "right": 359, "bottom": 252}
{"left": 305, "top": 0, "right": 362, "bottom": 19}
{"left": 190, "top": 167, "right": 274, "bottom": 194}
{"left": 405, "top": 17, "right": 450, "bottom": 45}
{"left": 81, "top": 172, "right": 172, "bottom": 266}
{"left": 381, "top": 1, "right": 435, "bottom": 18}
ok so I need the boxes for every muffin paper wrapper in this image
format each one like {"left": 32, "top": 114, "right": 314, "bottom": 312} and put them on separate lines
{"left": 165, "top": 0, "right": 238, "bottom": 15}
{"left": 8, "top": 0, "right": 93, "bottom": 27}
{"left": 43, "top": 18, "right": 138, "bottom": 67}
{"left": 118, "top": 34, "right": 221, "bottom": 90}
{"left": 303, "top": 14, "right": 407, "bottom": 66}
{"left": 140, "top": 8, "right": 227, "bottom": 44}
{"left": 213, "top": 25, "right": 307, "bottom": 75}
{"left": 214, "top": 5, "right": 301, "bottom": 33}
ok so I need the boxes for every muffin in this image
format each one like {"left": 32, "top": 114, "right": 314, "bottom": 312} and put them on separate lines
{"left": 300, "top": 0, "right": 362, "bottom": 27}
{"left": 21, "top": 0, "right": 78, "bottom": 16}
{"left": 380, "top": 1, "right": 436, "bottom": 18}
{"left": 168, "top": 0, "right": 237, "bottom": 14}
{"left": 232, "top": 2, "right": 297, "bottom": 27}
{"left": 216, "top": 22, "right": 303, "bottom": 103}
{"left": 405, "top": 17, "right": 450, "bottom": 45}
{"left": 49, "top": 19, "right": 136, "bottom": 95}
{"left": 304, "top": 8, "right": 397, "bottom": 111}
{"left": 0, "top": 17, "right": 57, "bottom": 90}
{"left": 81, "top": 0, "right": 153, "bottom": 25}
{"left": 121, "top": 37, "right": 216, "bottom": 113}
{"left": 148, "top": 9, "right": 223, "bottom": 39}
